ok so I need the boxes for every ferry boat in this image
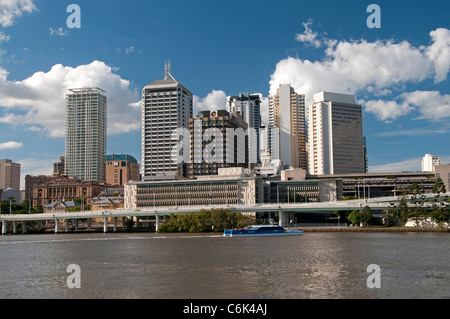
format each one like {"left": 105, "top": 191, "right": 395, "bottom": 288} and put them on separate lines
{"left": 223, "top": 224, "right": 303, "bottom": 237}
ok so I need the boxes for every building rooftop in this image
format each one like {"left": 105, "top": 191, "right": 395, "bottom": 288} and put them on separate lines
{"left": 106, "top": 154, "right": 138, "bottom": 164}
{"left": 143, "top": 62, "right": 192, "bottom": 95}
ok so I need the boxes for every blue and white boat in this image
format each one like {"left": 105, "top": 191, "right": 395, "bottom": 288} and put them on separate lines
{"left": 223, "top": 224, "right": 303, "bottom": 237}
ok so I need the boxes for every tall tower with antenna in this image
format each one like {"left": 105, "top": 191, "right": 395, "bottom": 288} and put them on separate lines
{"left": 141, "top": 62, "right": 193, "bottom": 180}
{"left": 164, "top": 60, "right": 171, "bottom": 80}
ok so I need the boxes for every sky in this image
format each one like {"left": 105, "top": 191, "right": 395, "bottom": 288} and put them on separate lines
{"left": 0, "top": 0, "right": 449, "bottom": 190}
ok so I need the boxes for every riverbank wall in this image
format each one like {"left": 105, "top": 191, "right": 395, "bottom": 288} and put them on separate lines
{"left": 294, "top": 226, "right": 449, "bottom": 232}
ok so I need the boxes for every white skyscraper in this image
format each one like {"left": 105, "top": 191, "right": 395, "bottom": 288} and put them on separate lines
{"left": 421, "top": 154, "right": 440, "bottom": 172}
{"left": 308, "top": 91, "right": 364, "bottom": 175}
{"left": 268, "top": 84, "right": 306, "bottom": 169}
{"left": 142, "top": 62, "right": 193, "bottom": 180}
{"left": 228, "top": 93, "right": 261, "bottom": 166}
{"left": 65, "top": 87, "right": 107, "bottom": 182}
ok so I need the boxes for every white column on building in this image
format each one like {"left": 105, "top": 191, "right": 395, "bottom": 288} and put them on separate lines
{"left": 1, "top": 220, "right": 6, "bottom": 234}
{"left": 155, "top": 215, "right": 160, "bottom": 232}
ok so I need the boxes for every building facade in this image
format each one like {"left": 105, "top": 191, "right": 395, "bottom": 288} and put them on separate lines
{"left": 311, "top": 171, "right": 438, "bottom": 198}
{"left": 0, "top": 159, "right": 20, "bottom": 191}
{"left": 125, "top": 167, "right": 259, "bottom": 209}
{"left": 308, "top": 91, "right": 365, "bottom": 175}
{"left": 65, "top": 87, "right": 107, "bottom": 182}
{"left": 434, "top": 164, "right": 450, "bottom": 192}
{"left": 125, "top": 167, "right": 341, "bottom": 210}
{"left": 185, "top": 110, "right": 248, "bottom": 178}
{"left": 269, "top": 84, "right": 306, "bottom": 169}
{"left": 53, "top": 156, "right": 65, "bottom": 176}
{"left": 31, "top": 177, "right": 104, "bottom": 208}
{"left": 228, "top": 93, "right": 261, "bottom": 166}
{"left": 141, "top": 63, "right": 193, "bottom": 180}
{"left": 106, "top": 154, "right": 140, "bottom": 186}
{"left": 421, "top": 154, "right": 441, "bottom": 172}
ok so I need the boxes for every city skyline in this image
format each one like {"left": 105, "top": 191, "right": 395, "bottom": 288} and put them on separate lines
{"left": 0, "top": 1, "right": 449, "bottom": 189}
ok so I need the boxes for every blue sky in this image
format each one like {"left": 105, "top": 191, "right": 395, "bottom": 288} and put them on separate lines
{"left": 0, "top": 0, "right": 449, "bottom": 189}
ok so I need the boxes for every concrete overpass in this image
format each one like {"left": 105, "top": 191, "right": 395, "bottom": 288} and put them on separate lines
{"left": 1, "top": 193, "right": 448, "bottom": 234}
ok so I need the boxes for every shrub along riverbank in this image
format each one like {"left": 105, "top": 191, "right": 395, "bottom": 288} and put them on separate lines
{"left": 157, "top": 208, "right": 255, "bottom": 233}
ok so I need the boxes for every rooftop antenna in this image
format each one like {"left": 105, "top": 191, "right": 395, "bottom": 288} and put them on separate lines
{"left": 164, "top": 60, "right": 171, "bottom": 80}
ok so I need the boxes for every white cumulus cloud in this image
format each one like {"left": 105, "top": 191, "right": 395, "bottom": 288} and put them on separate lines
{"left": 193, "top": 90, "right": 228, "bottom": 114}
{"left": 270, "top": 23, "right": 450, "bottom": 123}
{"left": 426, "top": 28, "right": 450, "bottom": 83}
{"left": 49, "top": 27, "right": 69, "bottom": 36}
{"left": 0, "top": 0, "right": 36, "bottom": 27}
{"left": 0, "top": 140, "right": 22, "bottom": 150}
{"left": 0, "top": 60, "right": 141, "bottom": 138}
{"left": 295, "top": 19, "right": 322, "bottom": 48}
{"left": 363, "top": 90, "right": 450, "bottom": 122}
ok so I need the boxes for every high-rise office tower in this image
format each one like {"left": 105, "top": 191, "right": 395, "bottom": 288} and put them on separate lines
{"left": 421, "top": 154, "right": 440, "bottom": 172}
{"left": 268, "top": 84, "right": 306, "bottom": 169}
{"left": 0, "top": 159, "right": 21, "bottom": 190}
{"left": 228, "top": 93, "right": 261, "bottom": 166}
{"left": 307, "top": 91, "right": 364, "bottom": 175}
{"left": 184, "top": 110, "right": 248, "bottom": 178}
{"left": 259, "top": 124, "right": 279, "bottom": 162}
{"left": 142, "top": 62, "right": 193, "bottom": 180}
{"left": 65, "top": 87, "right": 107, "bottom": 182}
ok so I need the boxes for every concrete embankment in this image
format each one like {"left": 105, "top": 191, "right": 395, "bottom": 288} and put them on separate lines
{"left": 295, "top": 227, "right": 449, "bottom": 232}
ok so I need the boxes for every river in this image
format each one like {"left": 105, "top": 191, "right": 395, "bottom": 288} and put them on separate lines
{"left": 0, "top": 231, "right": 448, "bottom": 299}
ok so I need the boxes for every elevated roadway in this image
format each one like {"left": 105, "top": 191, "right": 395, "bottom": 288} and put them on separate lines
{"left": 1, "top": 192, "right": 448, "bottom": 234}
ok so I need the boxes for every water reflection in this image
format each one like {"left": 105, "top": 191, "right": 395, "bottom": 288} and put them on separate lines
{"left": 0, "top": 232, "right": 449, "bottom": 298}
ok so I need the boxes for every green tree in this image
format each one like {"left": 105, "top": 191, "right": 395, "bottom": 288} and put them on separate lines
{"left": 347, "top": 209, "right": 361, "bottom": 226}
{"left": 430, "top": 178, "right": 449, "bottom": 229}
{"left": 360, "top": 205, "right": 373, "bottom": 226}
{"left": 386, "top": 188, "right": 410, "bottom": 226}
{"left": 157, "top": 209, "right": 255, "bottom": 233}
{"left": 433, "top": 177, "right": 446, "bottom": 194}
{"left": 408, "top": 183, "right": 426, "bottom": 227}
{"left": 348, "top": 206, "right": 373, "bottom": 226}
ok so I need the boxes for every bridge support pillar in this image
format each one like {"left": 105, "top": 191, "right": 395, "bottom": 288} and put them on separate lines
{"left": 122, "top": 217, "right": 126, "bottom": 230}
{"left": 113, "top": 217, "right": 117, "bottom": 232}
{"left": 13, "top": 221, "right": 17, "bottom": 234}
{"left": 65, "top": 220, "right": 69, "bottom": 233}
{"left": 1, "top": 220, "right": 6, "bottom": 234}
{"left": 55, "top": 219, "right": 59, "bottom": 233}
{"left": 75, "top": 219, "right": 78, "bottom": 232}
{"left": 37, "top": 220, "right": 42, "bottom": 232}
{"left": 87, "top": 218, "right": 91, "bottom": 230}
{"left": 279, "top": 211, "right": 294, "bottom": 227}
{"left": 155, "top": 215, "right": 159, "bottom": 232}
{"left": 22, "top": 221, "right": 27, "bottom": 234}
{"left": 103, "top": 217, "right": 108, "bottom": 233}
